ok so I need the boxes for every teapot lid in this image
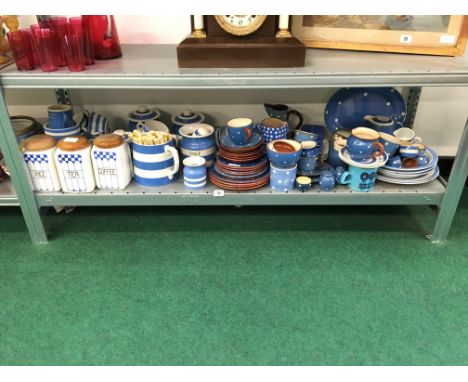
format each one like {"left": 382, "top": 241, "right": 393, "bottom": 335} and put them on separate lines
{"left": 128, "top": 105, "right": 161, "bottom": 121}
{"left": 171, "top": 110, "right": 204, "bottom": 125}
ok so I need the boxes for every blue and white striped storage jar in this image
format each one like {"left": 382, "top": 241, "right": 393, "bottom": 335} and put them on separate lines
{"left": 132, "top": 138, "right": 179, "bottom": 187}
{"left": 179, "top": 123, "right": 216, "bottom": 167}
{"left": 183, "top": 156, "right": 206, "bottom": 189}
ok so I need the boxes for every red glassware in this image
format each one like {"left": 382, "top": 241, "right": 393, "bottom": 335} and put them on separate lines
{"left": 69, "top": 17, "right": 95, "bottom": 65}
{"left": 81, "top": 15, "right": 122, "bottom": 60}
{"left": 7, "top": 30, "right": 36, "bottom": 71}
{"left": 60, "top": 26, "right": 86, "bottom": 72}
{"left": 30, "top": 26, "right": 59, "bottom": 72}
{"left": 48, "top": 16, "right": 68, "bottom": 67}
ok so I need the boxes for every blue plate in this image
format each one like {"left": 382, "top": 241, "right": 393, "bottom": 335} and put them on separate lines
{"left": 219, "top": 128, "right": 263, "bottom": 149}
{"left": 217, "top": 155, "right": 268, "bottom": 168}
{"left": 381, "top": 146, "right": 438, "bottom": 172}
{"left": 324, "top": 87, "right": 406, "bottom": 134}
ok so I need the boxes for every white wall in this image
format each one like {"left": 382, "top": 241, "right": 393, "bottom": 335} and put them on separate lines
{"left": 10, "top": 15, "right": 468, "bottom": 156}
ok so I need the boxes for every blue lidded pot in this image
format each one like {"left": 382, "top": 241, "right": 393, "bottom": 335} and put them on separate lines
{"left": 128, "top": 105, "right": 161, "bottom": 131}
{"left": 171, "top": 110, "right": 205, "bottom": 137}
{"left": 319, "top": 171, "right": 336, "bottom": 192}
{"left": 179, "top": 123, "right": 216, "bottom": 167}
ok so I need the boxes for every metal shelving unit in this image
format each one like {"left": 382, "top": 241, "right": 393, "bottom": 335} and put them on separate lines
{"left": 0, "top": 179, "right": 19, "bottom": 206}
{"left": 0, "top": 44, "right": 467, "bottom": 244}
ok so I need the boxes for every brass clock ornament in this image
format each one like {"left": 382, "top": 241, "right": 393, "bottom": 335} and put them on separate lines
{"left": 213, "top": 15, "right": 268, "bottom": 36}
{"left": 177, "top": 15, "right": 305, "bottom": 68}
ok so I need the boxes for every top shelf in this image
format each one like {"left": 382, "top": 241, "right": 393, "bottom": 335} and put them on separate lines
{"left": 1, "top": 44, "right": 468, "bottom": 89}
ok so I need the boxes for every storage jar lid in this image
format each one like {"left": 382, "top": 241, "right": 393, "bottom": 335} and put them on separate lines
{"left": 57, "top": 136, "right": 90, "bottom": 151}
{"left": 128, "top": 105, "right": 161, "bottom": 121}
{"left": 171, "top": 110, "right": 204, "bottom": 125}
{"left": 93, "top": 133, "right": 124, "bottom": 149}
{"left": 23, "top": 134, "right": 56, "bottom": 152}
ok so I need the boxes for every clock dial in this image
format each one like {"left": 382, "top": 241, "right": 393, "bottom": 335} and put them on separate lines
{"left": 214, "top": 15, "right": 268, "bottom": 36}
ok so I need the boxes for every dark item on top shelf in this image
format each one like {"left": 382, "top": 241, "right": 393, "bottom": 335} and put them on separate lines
{"left": 177, "top": 15, "right": 305, "bottom": 68}
{"left": 82, "top": 15, "right": 122, "bottom": 60}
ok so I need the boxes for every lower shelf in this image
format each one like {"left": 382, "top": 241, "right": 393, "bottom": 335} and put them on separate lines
{"left": 0, "top": 179, "right": 19, "bottom": 206}
{"left": 34, "top": 177, "right": 446, "bottom": 207}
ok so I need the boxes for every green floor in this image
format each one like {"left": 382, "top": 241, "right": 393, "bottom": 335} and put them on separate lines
{"left": 1, "top": 189, "right": 467, "bottom": 365}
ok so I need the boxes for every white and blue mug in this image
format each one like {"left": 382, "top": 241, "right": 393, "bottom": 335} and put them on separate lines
{"left": 86, "top": 112, "right": 109, "bottom": 138}
{"left": 132, "top": 137, "right": 179, "bottom": 187}
{"left": 183, "top": 156, "right": 206, "bottom": 189}
{"left": 340, "top": 165, "right": 378, "bottom": 192}
{"left": 227, "top": 118, "right": 253, "bottom": 146}
{"left": 47, "top": 104, "right": 75, "bottom": 130}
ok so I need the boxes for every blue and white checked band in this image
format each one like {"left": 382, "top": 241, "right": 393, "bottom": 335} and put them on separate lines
{"left": 93, "top": 151, "right": 117, "bottom": 160}
{"left": 23, "top": 154, "right": 49, "bottom": 163}
{"left": 57, "top": 154, "right": 83, "bottom": 163}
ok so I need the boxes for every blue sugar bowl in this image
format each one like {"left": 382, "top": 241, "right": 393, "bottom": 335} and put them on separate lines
{"left": 171, "top": 110, "right": 205, "bottom": 137}
{"left": 319, "top": 171, "right": 336, "bottom": 192}
{"left": 128, "top": 105, "right": 161, "bottom": 131}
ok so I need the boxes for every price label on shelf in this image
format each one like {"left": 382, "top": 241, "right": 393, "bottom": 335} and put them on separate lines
{"left": 400, "top": 34, "right": 413, "bottom": 44}
{"left": 213, "top": 189, "right": 225, "bottom": 197}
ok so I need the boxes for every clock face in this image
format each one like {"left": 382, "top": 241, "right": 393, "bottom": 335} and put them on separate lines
{"left": 214, "top": 15, "right": 268, "bottom": 36}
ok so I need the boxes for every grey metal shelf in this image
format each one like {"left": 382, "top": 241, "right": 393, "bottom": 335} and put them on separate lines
{"left": 1, "top": 44, "right": 468, "bottom": 89}
{"left": 35, "top": 178, "right": 446, "bottom": 207}
{"left": 0, "top": 179, "right": 19, "bottom": 206}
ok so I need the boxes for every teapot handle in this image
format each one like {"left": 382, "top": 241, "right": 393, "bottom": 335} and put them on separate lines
{"left": 287, "top": 109, "right": 304, "bottom": 132}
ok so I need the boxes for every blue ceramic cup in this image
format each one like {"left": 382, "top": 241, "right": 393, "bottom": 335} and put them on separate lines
{"left": 379, "top": 132, "right": 401, "bottom": 158}
{"left": 399, "top": 144, "right": 419, "bottom": 158}
{"left": 347, "top": 127, "right": 384, "bottom": 162}
{"left": 387, "top": 155, "right": 402, "bottom": 168}
{"left": 270, "top": 163, "right": 297, "bottom": 192}
{"left": 334, "top": 166, "right": 346, "bottom": 185}
{"left": 47, "top": 104, "right": 75, "bottom": 130}
{"left": 340, "top": 165, "right": 377, "bottom": 192}
{"left": 227, "top": 117, "right": 253, "bottom": 146}
{"left": 295, "top": 176, "right": 312, "bottom": 192}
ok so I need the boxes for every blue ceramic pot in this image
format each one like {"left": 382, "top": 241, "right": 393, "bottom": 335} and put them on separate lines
{"left": 387, "top": 155, "right": 402, "bottom": 168}
{"left": 267, "top": 139, "right": 302, "bottom": 168}
{"left": 417, "top": 150, "right": 429, "bottom": 166}
{"left": 128, "top": 105, "right": 161, "bottom": 131}
{"left": 179, "top": 123, "right": 216, "bottom": 167}
{"left": 183, "top": 156, "right": 207, "bottom": 189}
{"left": 319, "top": 171, "right": 335, "bottom": 191}
{"left": 132, "top": 138, "right": 179, "bottom": 187}
{"left": 341, "top": 165, "right": 377, "bottom": 192}
{"left": 171, "top": 110, "right": 205, "bottom": 136}
{"left": 270, "top": 164, "right": 297, "bottom": 192}
{"left": 295, "top": 176, "right": 312, "bottom": 192}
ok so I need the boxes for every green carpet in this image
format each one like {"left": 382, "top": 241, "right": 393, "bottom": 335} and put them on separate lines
{"left": 0, "top": 189, "right": 467, "bottom": 365}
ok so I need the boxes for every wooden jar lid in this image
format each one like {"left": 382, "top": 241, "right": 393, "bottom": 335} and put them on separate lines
{"left": 93, "top": 134, "right": 124, "bottom": 149}
{"left": 57, "top": 136, "right": 90, "bottom": 151}
{"left": 23, "top": 134, "right": 56, "bottom": 152}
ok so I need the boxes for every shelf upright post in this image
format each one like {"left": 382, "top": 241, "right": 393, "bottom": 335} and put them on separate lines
{"left": 0, "top": 88, "right": 48, "bottom": 243}
{"left": 431, "top": 118, "right": 468, "bottom": 242}
{"left": 405, "top": 87, "right": 422, "bottom": 128}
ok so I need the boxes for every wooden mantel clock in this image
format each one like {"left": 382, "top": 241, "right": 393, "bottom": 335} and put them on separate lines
{"left": 177, "top": 15, "right": 306, "bottom": 68}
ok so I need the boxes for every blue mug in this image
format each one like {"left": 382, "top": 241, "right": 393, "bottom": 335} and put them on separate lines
{"left": 227, "top": 117, "right": 253, "bottom": 146}
{"left": 347, "top": 127, "right": 384, "bottom": 162}
{"left": 47, "top": 104, "right": 75, "bottom": 130}
{"left": 379, "top": 132, "right": 400, "bottom": 158}
{"left": 270, "top": 163, "right": 297, "bottom": 193}
{"left": 399, "top": 144, "right": 419, "bottom": 158}
{"left": 256, "top": 117, "right": 288, "bottom": 144}
{"left": 340, "top": 165, "right": 377, "bottom": 192}
{"left": 183, "top": 156, "right": 207, "bottom": 189}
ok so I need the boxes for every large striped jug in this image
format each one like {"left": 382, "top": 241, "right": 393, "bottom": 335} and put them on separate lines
{"left": 132, "top": 137, "right": 179, "bottom": 187}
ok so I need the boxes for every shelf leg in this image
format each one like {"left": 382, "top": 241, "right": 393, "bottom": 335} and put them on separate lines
{"left": 405, "top": 87, "right": 422, "bottom": 129}
{"left": 0, "top": 89, "right": 48, "bottom": 244}
{"left": 430, "top": 118, "right": 468, "bottom": 243}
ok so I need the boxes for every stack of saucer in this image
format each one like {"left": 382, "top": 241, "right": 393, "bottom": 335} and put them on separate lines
{"left": 209, "top": 128, "right": 269, "bottom": 190}
{"left": 377, "top": 146, "right": 439, "bottom": 185}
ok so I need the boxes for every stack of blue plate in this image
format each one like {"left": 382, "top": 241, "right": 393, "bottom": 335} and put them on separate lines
{"left": 377, "top": 147, "right": 439, "bottom": 185}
